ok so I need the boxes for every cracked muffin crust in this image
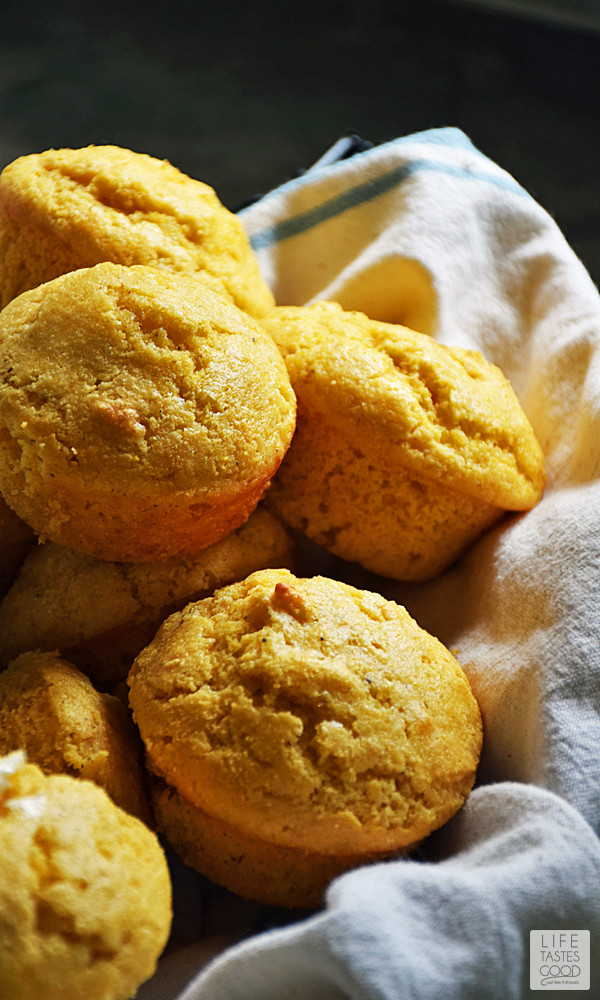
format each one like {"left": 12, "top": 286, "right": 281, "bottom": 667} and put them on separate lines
{"left": 0, "top": 506, "right": 293, "bottom": 688}
{"left": 128, "top": 568, "right": 482, "bottom": 906}
{"left": 0, "top": 651, "right": 152, "bottom": 823}
{"left": 261, "top": 301, "right": 546, "bottom": 580}
{"left": 0, "top": 751, "right": 171, "bottom": 1000}
{"left": 0, "top": 262, "right": 296, "bottom": 562}
{"left": 0, "top": 144, "right": 275, "bottom": 316}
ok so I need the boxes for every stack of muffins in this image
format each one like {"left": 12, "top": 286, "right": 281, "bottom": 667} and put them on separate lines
{"left": 0, "top": 145, "right": 545, "bottom": 997}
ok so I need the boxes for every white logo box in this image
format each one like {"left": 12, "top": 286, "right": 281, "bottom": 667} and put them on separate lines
{"left": 530, "top": 930, "right": 590, "bottom": 991}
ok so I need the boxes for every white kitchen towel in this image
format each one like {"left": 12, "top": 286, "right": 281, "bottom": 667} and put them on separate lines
{"left": 138, "top": 128, "right": 600, "bottom": 998}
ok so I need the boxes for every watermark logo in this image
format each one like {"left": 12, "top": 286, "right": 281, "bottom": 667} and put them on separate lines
{"left": 530, "top": 930, "right": 590, "bottom": 990}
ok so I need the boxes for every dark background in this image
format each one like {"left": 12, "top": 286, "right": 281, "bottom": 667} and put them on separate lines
{"left": 1, "top": 0, "right": 598, "bottom": 285}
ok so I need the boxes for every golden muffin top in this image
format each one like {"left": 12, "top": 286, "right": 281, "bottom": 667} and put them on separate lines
{"left": 0, "top": 144, "right": 274, "bottom": 316}
{"left": 262, "top": 301, "right": 545, "bottom": 510}
{"left": 0, "top": 263, "right": 296, "bottom": 502}
{"left": 128, "top": 568, "right": 482, "bottom": 856}
{"left": 0, "top": 751, "right": 171, "bottom": 1000}
{"left": 0, "top": 651, "right": 152, "bottom": 822}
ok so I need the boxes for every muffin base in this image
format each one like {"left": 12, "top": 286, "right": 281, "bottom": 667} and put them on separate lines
{"left": 0, "top": 446, "right": 274, "bottom": 562}
{"left": 151, "top": 778, "right": 410, "bottom": 909}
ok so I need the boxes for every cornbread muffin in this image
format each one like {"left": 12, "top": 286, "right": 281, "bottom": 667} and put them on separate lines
{"left": 0, "top": 144, "right": 274, "bottom": 316}
{"left": 128, "top": 568, "right": 483, "bottom": 907}
{"left": 0, "top": 263, "right": 296, "bottom": 562}
{"left": 0, "top": 506, "right": 293, "bottom": 688}
{"left": 0, "top": 494, "right": 35, "bottom": 597}
{"left": 0, "top": 751, "right": 172, "bottom": 1000}
{"left": 0, "top": 651, "right": 152, "bottom": 823}
{"left": 261, "top": 302, "right": 546, "bottom": 580}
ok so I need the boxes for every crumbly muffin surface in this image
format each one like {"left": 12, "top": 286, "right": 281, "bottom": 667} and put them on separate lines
{"left": 263, "top": 301, "right": 545, "bottom": 509}
{"left": 0, "top": 651, "right": 152, "bottom": 821}
{"left": 0, "top": 752, "right": 172, "bottom": 1000}
{"left": 0, "top": 144, "right": 274, "bottom": 316}
{"left": 259, "top": 301, "right": 545, "bottom": 578}
{"left": 0, "top": 263, "right": 295, "bottom": 560}
{"left": 129, "top": 568, "right": 482, "bottom": 856}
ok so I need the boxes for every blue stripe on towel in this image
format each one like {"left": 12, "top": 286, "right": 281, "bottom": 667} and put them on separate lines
{"left": 248, "top": 152, "right": 528, "bottom": 252}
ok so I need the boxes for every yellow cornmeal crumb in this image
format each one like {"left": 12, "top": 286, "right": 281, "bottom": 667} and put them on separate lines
{"left": 0, "top": 651, "right": 152, "bottom": 823}
{"left": 0, "top": 506, "right": 293, "bottom": 687}
{"left": 0, "top": 144, "right": 274, "bottom": 316}
{"left": 129, "top": 568, "right": 483, "bottom": 862}
{"left": 0, "top": 263, "right": 296, "bottom": 562}
{"left": 260, "top": 301, "right": 545, "bottom": 580}
{"left": 0, "top": 754, "right": 171, "bottom": 1000}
